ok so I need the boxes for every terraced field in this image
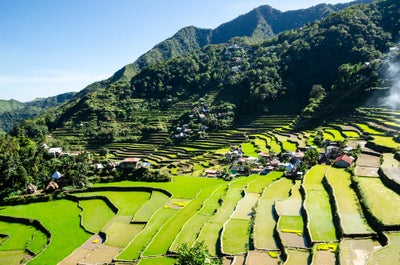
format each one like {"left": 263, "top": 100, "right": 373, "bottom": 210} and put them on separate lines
{"left": 0, "top": 108, "right": 400, "bottom": 264}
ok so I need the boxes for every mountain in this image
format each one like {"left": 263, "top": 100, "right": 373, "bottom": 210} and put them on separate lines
{"left": 0, "top": 92, "right": 75, "bottom": 133}
{"left": 82, "top": 0, "right": 375, "bottom": 93}
{"left": 12, "top": 0, "right": 399, "bottom": 146}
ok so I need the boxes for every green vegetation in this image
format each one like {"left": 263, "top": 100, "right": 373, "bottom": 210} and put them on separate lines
{"left": 0, "top": 200, "right": 90, "bottom": 265}
{"left": 75, "top": 191, "right": 150, "bottom": 216}
{"left": 368, "top": 232, "right": 400, "bottom": 265}
{"left": 371, "top": 135, "right": 399, "bottom": 150}
{"left": 246, "top": 172, "right": 283, "bottom": 193}
{"left": 0, "top": 221, "right": 47, "bottom": 256}
{"left": 138, "top": 257, "right": 175, "bottom": 265}
{"left": 354, "top": 177, "right": 400, "bottom": 225}
{"left": 222, "top": 219, "right": 251, "bottom": 254}
{"left": 143, "top": 199, "right": 203, "bottom": 256}
{"left": 175, "top": 241, "right": 221, "bottom": 265}
{"left": 278, "top": 216, "right": 303, "bottom": 234}
{"left": 132, "top": 191, "right": 170, "bottom": 222}
{"left": 241, "top": 142, "right": 258, "bottom": 157}
{"left": 303, "top": 165, "right": 337, "bottom": 242}
{"left": 117, "top": 208, "right": 177, "bottom": 260}
{"left": 355, "top": 123, "right": 384, "bottom": 135}
{"left": 106, "top": 222, "right": 144, "bottom": 248}
{"left": 325, "top": 168, "right": 373, "bottom": 235}
{"left": 170, "top": 184, "right": 227, "bottom": 253}
{"left": 253, "top": 178, "right": 293, "bottom": 250}
{"left": 1, "top": 1, "right": 400, "bottom": 264}
{"left": 79, "top": 199, "right": 115, "bottom": 233}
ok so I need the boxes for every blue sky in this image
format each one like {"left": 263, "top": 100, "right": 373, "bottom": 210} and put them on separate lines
{"left": 0, "top": 0, "right": 353, "bottom": 101}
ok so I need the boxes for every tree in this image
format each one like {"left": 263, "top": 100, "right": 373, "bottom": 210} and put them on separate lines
{"left": 175, "top": 241, "right": 221, "bottom": 265}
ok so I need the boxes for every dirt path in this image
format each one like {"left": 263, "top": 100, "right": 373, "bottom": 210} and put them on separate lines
{"left": 58, "top": 234, "right": 122, "bottom": 265}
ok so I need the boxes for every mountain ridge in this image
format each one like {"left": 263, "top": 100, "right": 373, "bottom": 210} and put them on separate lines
{"left": 81, "top": 0, "right": 375, "bottom": 94}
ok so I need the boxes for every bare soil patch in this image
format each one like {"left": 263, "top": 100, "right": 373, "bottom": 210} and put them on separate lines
{"left": 313, "top": 249, "right": 336, "bottom": 265}
{"left": 245, "top": 250, "right": 280, "bottom": 265}
{"left": 355, "top": 166, "right": 379, "bottom": 177}
{"left": 340, "top": 238, "right": 382, "bottom": 265}
{"left": 232, "top": 255, "right": 245, "bottom": 265}
{"left": 275, "top": 198, "right": 302, "bottom": 216}
{"left": 279, "top": 231, "right": 307, "bottom": 248}
{"left": 59, "top": 234, "right": 122, "bottom": 265}
{"left": 80, "top": 244, "right": 122, "bottom": 264}
{"left": 356, "top": 154, "right": 381, "bottom": 167}
{"left": 232, "top": 193, "right": 260, "bottom": 220}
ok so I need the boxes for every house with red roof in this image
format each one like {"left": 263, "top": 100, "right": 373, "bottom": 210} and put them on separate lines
{"left": 333, "top": 154, "right": 354, "bottom": 168}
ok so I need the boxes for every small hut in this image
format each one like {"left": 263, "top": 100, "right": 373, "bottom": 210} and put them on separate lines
{"left": 26, "top": 183, "right": 38, "bottom": 194}
{"left": 45, "top": 181, "right": 59, "bottom": 192}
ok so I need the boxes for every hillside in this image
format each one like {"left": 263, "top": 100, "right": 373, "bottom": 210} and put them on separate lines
{"left": 14, "top": 0, "right": 399, "bottom": 149}
{"left": 76, "top": 0, "right": 374, "bottom": 95}
{"left": 0, "top": 92, "right": 75, "bottom": 133}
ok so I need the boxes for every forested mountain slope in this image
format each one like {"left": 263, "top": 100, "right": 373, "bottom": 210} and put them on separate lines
{"left": 12, "top": 0, "right": 399, "bottom": 145}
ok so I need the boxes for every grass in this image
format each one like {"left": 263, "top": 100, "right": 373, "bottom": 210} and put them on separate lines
{"left": 371, "top": 135, "right": 399, "bottom": 150}
{"left": 342, "top": 130, "right": 360, "bottom": 138}
{"left": 93, "top": 176, "right": 225, "bottom": 199}
{"left": 231, "top": 192, "right": 259, "bottom": 220}
{"left": 0, "top": 250, "right": 27, "bottom": 265}
{"left": 196, "top": 184, "right": 247, "bottom": 255}
{"left": 0, "top": 200, "right": 91, "bottom": 265}
{"left": 303, "top": 165, "right": 337, "bottom": 242}
{"left": 355, "top": 177, "right": 400, "bottom": 225}
{"left": 132, "top": 191, "right": 170, "bottom": 222}
{"left": 169, "top": 184, "right": 227, "bottom": 253}
{"left": 222, "top": 219, "right": 251, "bottom": 254}
{"left": 267, "top": 136, "right": 282, "bottom": 154}
{"left": 253, "top": 178, "right": 293, "bottom": 250}
{"left": 79, "top": 199, "right": 115, "bottom": 233}
{"left": 106, "top": 222, "right": 144, "bottom": 247}
{"left": 116, "top": 208, "right": 177, "bottom": 260}
{"left": 142, "top": 199, "right": 204, "bottom": 256}
{"left": 324, "top": 129, "right": 345, "bottom": 142}
{"left": 355, "top": 123, "right": 384, "bottom": 135}
{"left": 325, "top": 168, "right": 373, "bottom": 235}
{"left": 278, "top": 216, "right": 303, "bottom": 235}
{"left": 137, "top": 257, "right": 175, "bottom": 265}
{"left": 253, "top": 137, "right": 269, "bottom": 153}
{"left": 242, "top": 142, "right": 258, "bottom": 157}
{"left": 246, "top": 172, "right": 283, "bottom": 194}
{"left": 367, "top": 232, "right": 400, "bottom": 265}
{"left": 74, "top": 191, "right": 150, "bottom": 216}
{"left": 0, "top": 221, "right": 47, "bottom": 255}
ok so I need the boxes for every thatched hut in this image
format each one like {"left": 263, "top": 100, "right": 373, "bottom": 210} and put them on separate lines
{"left": 26, "top": 183, "right": 38, "bottom": 194}
{"left": 45, "top": 181, "right": 59, "bottom": 192}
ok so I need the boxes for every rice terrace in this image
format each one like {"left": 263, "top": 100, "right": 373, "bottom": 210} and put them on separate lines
{"left": 0, "top": 107, "right": 399, "bottom": 265}
{"left": 1, "top": 0, "right": 400, "bottom": 264}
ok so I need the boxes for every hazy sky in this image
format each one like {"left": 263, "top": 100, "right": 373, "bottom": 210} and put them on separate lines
{"left": 0, "top": 0, "right": 354, "bottom": 101}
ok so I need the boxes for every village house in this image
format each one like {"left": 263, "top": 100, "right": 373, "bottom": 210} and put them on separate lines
{"left": 258, "top": 152, "right": 271, "bottom": 163}
{"left": 119, "top": 158, "right": 142, "bottom": 169}
{"left": 204, "top": 169, "right": 221, "bottom": 178}
{"left": 333, "top": 154, "right": 355, "bottom": 168}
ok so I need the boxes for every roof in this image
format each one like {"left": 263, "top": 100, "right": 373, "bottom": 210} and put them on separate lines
{"left": 334, "top": 154, "right": 354, "bottom": 165}
{"left": 51, "top": 171, "right": 63, "bottom": 179}
{"left": 48, "top": 147, "right": 62, "bottom": 154}
{"left": 205, "top": 169, "right": 218, "bottom": 174}
{"left": 122, "top": 158, "right": 141, "bottom": 163}
{"left": 258, "top": 152, "right": 270, "bottom": 157}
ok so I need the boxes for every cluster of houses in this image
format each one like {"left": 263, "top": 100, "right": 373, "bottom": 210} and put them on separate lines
{"left": 205, "top": 141, "right": 356, "bottom": 179}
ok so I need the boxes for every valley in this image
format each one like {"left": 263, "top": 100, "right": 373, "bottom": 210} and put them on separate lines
{"left": 0, "top": 107, "right": 399, "bottom": 265}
